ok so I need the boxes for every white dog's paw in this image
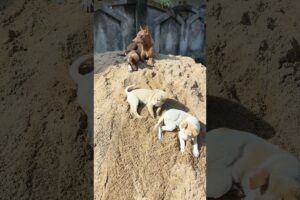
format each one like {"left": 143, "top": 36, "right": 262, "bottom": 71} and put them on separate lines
{"left": 82, "top": 0, "right": 94, "bottom": 12}
{"left": 128, "top": 64, "right": 133, "bottom": 72}
{"left": 158, "top": 133, "right": 162, "bottom": 140}
{"left": 193, "top": 150, "right": 200, "bottom": 158}
{"left": 157, "top": 127, "right": 163, "bottom": 140}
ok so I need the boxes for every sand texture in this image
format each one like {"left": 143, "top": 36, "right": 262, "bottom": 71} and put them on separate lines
{"left": 0, "top": 0, "right": 93, "bottom": 199}
{"left": 207, "top": 0, "right": 300, "bottom": 199}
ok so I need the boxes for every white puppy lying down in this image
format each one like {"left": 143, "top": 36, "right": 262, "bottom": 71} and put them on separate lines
{"left": 69, "top": 54, "right": 93, "bottom": 145}
{"left": 206, "top": 128, "right": 300, "bottom": 200}
{"left": 125, "top": 85, "right": 167, "bottom": 119}
{"left": 154, "top": 109, "right": 201, "bottom": 157}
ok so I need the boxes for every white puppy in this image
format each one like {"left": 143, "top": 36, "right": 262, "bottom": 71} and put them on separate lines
{"left": 206, "top": 128, "right": 300, "bottom": 200}
{"left": 125, "top": 85, "right": 167, "bottom": 119}
{"left": 154, "top": 109, "right": 201, "bottom": 157}
{"left": 69, "top": 54, "right": 93, "bottom": 145}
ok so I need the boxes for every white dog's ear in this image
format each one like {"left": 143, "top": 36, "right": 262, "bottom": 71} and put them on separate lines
{"left": 249, "top": 169, "right": 269, "bottom": 191}
{"left": 191, "top": 128, "right": 199, "bottom": 137}
{"left": 180, "top": 122, "right": 188, "bottom": 129}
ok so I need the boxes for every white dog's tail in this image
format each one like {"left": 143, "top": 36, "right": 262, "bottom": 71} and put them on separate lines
{"left": 124, "top": 84, "right": 136, "bottom": 95}
{"left": 153, "top": 113, "right": 165, "bottom": 131}
{"left": 69, "top": 53, "right": 93, "bottom": 84}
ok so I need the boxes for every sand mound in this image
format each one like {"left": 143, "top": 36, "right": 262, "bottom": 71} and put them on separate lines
{"left": 94, "top": 52, "right": 206, "bottom": 200}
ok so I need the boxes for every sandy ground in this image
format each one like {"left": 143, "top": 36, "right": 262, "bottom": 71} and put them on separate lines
{"left": 207, "top": 0, "right": 300, "bottom": 199}
{"left": 0, "top": 0, "right": 93, "bottom": 199}
{"left": 93, "top": 52, "right": 206, "bottom": 200}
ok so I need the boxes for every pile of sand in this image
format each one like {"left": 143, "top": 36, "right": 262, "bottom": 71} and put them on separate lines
{"left": 2, "top": 0, "right": 298, "bottom": 199}
{"left": 94, "top": 52, "right": 206, "bottom": 200}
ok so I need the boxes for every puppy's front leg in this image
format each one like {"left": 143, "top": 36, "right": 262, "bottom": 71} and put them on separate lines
{"left": 127, "top": 64, "right": 133, "bottom": 72}
{"left": 146, "top": 104, "right": 155, "bottom": 118}
{"left": 146, "top": 47, "right": 154, "bottom": 66}
{"left": 178, "top": 130, "right": 185, "bottom": 153}
{"left": 156, "top": 106, "right": 162, "bottom": 117}
{"left": 192, "top": 137, "right": 199, "bottom": 157}
{"left": 158, "top": 126, "right": 162, "bottom": 140}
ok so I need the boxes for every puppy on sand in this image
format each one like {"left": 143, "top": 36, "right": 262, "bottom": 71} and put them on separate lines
{"left": 124, "top": 85, "right": 167, "bottom": 119}
{"left": 117, "top": 41, "right": 142, "bottom": 72}
{"left": 206, "top": 128, "right": 300, "bottom": 200}
{"left": 154, "top": 109, "right": 202, "bottom": 157}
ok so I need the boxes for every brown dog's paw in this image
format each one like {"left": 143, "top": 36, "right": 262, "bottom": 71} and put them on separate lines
{"left": 146, "top": 60, "right": 154, "bottom": 67}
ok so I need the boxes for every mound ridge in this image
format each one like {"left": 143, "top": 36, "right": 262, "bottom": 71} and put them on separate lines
{"left": 94, "top": 52, "right": 206, "bottom": 200}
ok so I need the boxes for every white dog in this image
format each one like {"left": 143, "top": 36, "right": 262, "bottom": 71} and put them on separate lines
{"left": 154, "top": 109, "right": 201, "bottom": 157}
{"left": 69, "top": 54, "right": 93, "bottom": 145}
{"left": 125, "top": 85, "right": 167, "bottom": 119}
{"left": 206, "top": 128, "right": 300, "bottom": 200}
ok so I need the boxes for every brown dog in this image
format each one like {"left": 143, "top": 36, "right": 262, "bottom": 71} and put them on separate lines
{"left": 132, "top": 26, "right": 155, "bottom": 66}
{"left": 117, "top": 42, "right": 142, "bottom": 72}
{"left": 125, "top": 42, "right": 141, "bottom": 55}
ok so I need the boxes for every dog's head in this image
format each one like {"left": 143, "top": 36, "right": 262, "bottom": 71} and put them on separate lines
{"left": 249, "top": 169, "right": 300, "bottom": 200}
{"left": 179, "top": 117, "right": 200, "bottom": 138}
{"left": 132, "top": 26, "right": 152, "bottom": 44}
{"left": 152, "top": 90, "right": 167, "bottom": 106}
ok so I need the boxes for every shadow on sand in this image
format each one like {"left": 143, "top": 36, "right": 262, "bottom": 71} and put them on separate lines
{"left": 207, "top": 96, "right": 275, "bottom": 139}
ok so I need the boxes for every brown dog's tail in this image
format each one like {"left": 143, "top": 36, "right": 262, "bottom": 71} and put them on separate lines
{"left": 124, "top": 84, "right": 136, "bottom": 95}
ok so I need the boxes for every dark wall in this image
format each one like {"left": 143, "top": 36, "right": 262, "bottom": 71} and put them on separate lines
{"left": 94, "top": 0, "right": 206, "bottom": 62}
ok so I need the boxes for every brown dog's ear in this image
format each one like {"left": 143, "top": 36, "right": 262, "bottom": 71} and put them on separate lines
{"left": 180, "top": 122, "right": 188, "bottom": 129}
{"left": 249, "top": 170, "right": 269, "bottom": 191}
{"left": 144, "top": 26, "right": 149, "bottom": 33}
{"left": 140, "top": 26, "right": 143, "bottom": 31}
